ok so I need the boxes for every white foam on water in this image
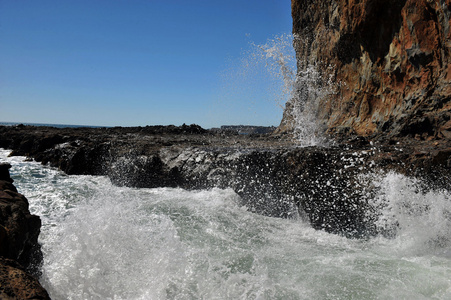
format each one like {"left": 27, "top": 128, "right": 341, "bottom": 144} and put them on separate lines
{"left": 2, "top": 149, "right": 451, "bottom": 299}
{"left": 369, "top": 172, "right": 451, "bottom": 257}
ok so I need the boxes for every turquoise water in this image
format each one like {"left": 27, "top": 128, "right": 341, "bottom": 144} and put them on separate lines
{"left": 2, "top": 149, "right": 451, "bottom": 299}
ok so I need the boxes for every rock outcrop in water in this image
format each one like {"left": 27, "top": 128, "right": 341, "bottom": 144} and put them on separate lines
{"left": 0, "top": 125, "right": 449, "bottom": 238}
{"left": 282, "top": 0, "right": 451, "bottom": 139}
{"left": 0, "top": 163, "right": 50, "bottom": 299}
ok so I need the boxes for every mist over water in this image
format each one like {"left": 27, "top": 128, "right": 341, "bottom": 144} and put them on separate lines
{"left": 2, "top": 149, "right": 451, "bottom": 299}
{"left": 220, "top": 33, "right": 332, "bottom": 146}
{"left": 217, "top": 34, "right": 295, "bottom": 127}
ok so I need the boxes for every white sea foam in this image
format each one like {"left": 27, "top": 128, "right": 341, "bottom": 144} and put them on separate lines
{"left": 369, "top": 172, "right": 451, "bottom": 257}
{"left": 1, "top": 149, "right": 451, "bottom": 299}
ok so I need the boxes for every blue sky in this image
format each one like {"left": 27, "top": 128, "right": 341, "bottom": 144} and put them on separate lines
{"left": 0, "top": 0, "right": 293, "bottom": 127}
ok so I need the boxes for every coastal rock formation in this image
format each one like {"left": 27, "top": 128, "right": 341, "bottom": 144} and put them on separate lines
{"left": 1, "top": 125, "right": 449, "bottom": 237}
{"left": 0, "top": 163, "right": 50, "bottom": 299}
{"left": 283, "top": 0, "right": 451, "bottom": 139}
{"left": 0, "top": 257, "right": 50, "bottom": 300}
{"left": 0, "top": 2, "right": 450, "bottom": 238}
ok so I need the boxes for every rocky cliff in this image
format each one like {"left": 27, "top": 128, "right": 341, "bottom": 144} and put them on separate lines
{"left": 283, "top": 0, "right": 451, "bottom": 139}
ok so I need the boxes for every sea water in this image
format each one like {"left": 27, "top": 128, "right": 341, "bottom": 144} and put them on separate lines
{"left": 2, "top": 148, "right": 451, "bottom": 299}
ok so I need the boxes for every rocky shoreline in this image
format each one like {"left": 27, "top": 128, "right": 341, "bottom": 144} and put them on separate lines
{"left": 0, "top": 126, "right": 449, "bottom": 299}
{"left": 0, "top": 162, "right": 50, "bottom": 299}
{"left": 0, "top": 2, "right": 450, "bottom": 296}
{"left": 1, "top": 124, "right": 449, "bottom": 238}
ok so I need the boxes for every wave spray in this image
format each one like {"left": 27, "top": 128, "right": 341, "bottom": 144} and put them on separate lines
{"left": 3, "top": 149, "right": 451, "bottom": 299}
{"left": 222, "top": 33, "right": 332, "bottom": 146}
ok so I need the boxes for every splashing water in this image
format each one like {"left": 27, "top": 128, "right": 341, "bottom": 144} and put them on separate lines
{"left": 2, "top": 149, "right": 451, "bottom": 299}
{"left": 248, "top": 33, "right": 297, "bottom": 110}
{"left": 221, "top": 33, "right": 333, "bottom": 146}
{"left": 368, "top": 172, "right": 451, "bottom": 257}
{"left": 289, "top": 60, "right": 336, "bottom": 146}
{"left": 218, "top": 33, "right": 296, "bottom": 127}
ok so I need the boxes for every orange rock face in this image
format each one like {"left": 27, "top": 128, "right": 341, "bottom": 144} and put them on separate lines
{"left": 286, "top": 0, "right": 451, "bottom": 139}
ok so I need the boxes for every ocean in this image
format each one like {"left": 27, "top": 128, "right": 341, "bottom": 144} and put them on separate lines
{"left": 0, "top": 122, "right": 108, "bottom": 128}
{"left": 2, "top": 148, "right": 451, "bottom": 299}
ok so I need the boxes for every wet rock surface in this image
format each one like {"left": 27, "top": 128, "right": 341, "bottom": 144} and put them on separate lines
{"left": 0, "top": 257, "right": 50, "bottom": 300}
{"left": 284, "top": 0, "right": 451, "bottom": 139}
{"left": 0, "top": 162, "right": 50, "bottom": 299}
{"left": 0, "top": 124, "right": 449, "bottom": 238}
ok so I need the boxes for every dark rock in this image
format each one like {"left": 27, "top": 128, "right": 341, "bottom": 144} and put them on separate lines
{"left": 1, "top": 125, "right": 448, "bottom": 238}
{"left": 0, "top": 161, "right": 49, "bottom": 298}
{"left": 0, "top": 163, "right": 13, "bottom": 183}
{"left": 0, "top": 181, "right": 43, "bottom": 275}
{"left": 0, "top": 257, "right": 50, "bottom": 300}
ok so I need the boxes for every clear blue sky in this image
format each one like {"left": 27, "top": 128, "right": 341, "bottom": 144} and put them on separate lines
{"left": 0, "top": 0, "right": 293, "bottom": 128}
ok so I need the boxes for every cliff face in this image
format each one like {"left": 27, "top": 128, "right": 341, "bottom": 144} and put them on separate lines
{"left": 285, "top": 0, "right": 451, "bottom": 139}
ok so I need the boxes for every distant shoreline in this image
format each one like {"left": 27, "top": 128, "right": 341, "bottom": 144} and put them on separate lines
{"left": 0, "top": 122, "right": 277, "bottom": 134}
{"left": 0, "top": 122, "right": 110, "bottom": 129}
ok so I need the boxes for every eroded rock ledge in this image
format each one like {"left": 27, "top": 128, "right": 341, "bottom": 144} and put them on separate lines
{"left": 0, "top": 163, "right": 50, "bottom": 300}
{"left": 1, "top": 125, "right": 449, "bottom": 238}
